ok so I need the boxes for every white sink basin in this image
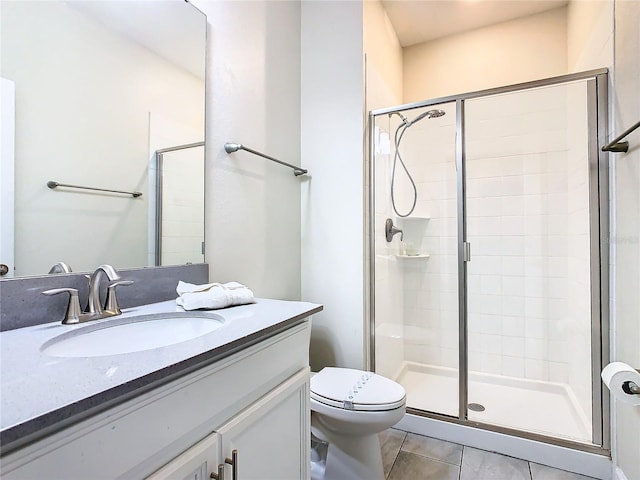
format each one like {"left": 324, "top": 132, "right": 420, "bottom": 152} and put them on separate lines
{"left": 41, "top": 312, "right": 226, "bottom": 358}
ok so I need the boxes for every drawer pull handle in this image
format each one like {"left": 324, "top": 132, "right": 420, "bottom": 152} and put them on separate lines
{"left": 210, "top": 463, "right": 225, "bottom": 479}
{"left": 225, "top": 450, "right": 238, "bottom": 480}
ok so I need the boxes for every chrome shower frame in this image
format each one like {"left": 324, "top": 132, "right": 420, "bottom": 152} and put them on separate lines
{"left": 154, "top": 141, "right": 205, "bottom": 266}
{"left": 367, "top": 68, "right": 610, "bottom": 455}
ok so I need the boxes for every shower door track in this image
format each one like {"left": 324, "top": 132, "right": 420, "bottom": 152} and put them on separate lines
{"left": 367, "top": 68, "right": 610, "bottom": 455}
{"left": 404, "top": 408, "right": 609, "bottom": 456}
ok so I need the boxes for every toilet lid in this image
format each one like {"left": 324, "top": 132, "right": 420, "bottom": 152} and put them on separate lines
{"left": 311, "top": 367, "right": 406, "bottom": 412}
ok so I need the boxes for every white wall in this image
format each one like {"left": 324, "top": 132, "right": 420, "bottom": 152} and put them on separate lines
{"left": 364, "top": 0, "right": 403, "bottom": 109}
{"left": 192, "top": 0, "right": 302, "bottom": 300}
{"left": 1, "top": 1, "right": 204, "bottom": 276}
{"left": 611, "top": 1, "right": 640, "bottom": 478}
{"left": 567, "top": 0, "right": 614, "bottom": 72}
{"left": 403, "top": 7, "right": 567, "bottom": 102}
{"left": 301, "top": 1, "right": 365, "bottom": 370}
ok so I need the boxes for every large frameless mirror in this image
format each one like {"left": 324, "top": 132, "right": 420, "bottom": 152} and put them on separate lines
{"left": 0, "top": 0, "right": 206, "bottom": 277}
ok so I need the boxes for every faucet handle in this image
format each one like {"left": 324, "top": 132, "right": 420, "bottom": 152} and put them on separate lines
{"left": 385, "top": 218, "right": 404, "bottom": 242}
{"left": 104, "top": 280, "right": 133, "bottom": 315}
{"left": 42, "top": 288, "right": 82, "bottom": 324}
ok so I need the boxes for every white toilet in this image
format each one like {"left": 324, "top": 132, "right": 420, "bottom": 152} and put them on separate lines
{"left": 310, "top": 367, "right": 406, "bottom": 480}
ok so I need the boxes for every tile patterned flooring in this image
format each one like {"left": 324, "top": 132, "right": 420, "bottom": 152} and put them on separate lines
{"left": 378, "top": 429, "right": 600, "bottom": 480}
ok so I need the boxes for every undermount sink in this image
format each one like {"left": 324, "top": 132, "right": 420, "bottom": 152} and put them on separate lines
{"left": 41, "top": 312, "right": 226, "bottom": 358}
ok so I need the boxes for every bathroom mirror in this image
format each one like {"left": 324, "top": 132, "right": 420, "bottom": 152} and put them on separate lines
{"left": 0, "top": 0, "right": 206, "bottom": 278}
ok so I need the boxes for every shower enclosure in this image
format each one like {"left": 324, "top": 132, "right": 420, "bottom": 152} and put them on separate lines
{"left": 153, "top": 142, "right": 205, "bottom": 267}
{"left": 369, "top": 69, "right": 609, "bottom": 451}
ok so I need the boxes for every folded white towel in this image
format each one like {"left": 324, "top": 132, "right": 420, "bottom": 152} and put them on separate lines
{"left": 176, "top": 281, "right": 255, "bottom": 311}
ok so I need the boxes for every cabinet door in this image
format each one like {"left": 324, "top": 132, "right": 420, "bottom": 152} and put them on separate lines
{"left": 146, "top": 432, "right": 221, "bottom": 480}
{"left": 217, "top": 368, "right": 310, "bottom": 480}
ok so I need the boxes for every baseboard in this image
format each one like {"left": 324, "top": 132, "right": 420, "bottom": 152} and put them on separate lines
{"left": 613, "top": 466, "right": 628, "bottom": 480}
{"left": 396, "top": 413, "right": 612, "bottom": 480}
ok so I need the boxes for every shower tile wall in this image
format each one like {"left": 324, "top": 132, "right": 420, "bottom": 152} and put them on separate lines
{"left": 465, "top": 85, "right": 571, "bottom": 384}
{"left": 393, "top": 102, "right": 459, "bottom": 370}
{"left": 465, "top": 83, "right": 593, "bottom": 434}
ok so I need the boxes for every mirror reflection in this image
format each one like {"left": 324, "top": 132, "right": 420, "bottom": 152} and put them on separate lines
{"left": 0, "top": 0, "right": 206, "bottom": 278}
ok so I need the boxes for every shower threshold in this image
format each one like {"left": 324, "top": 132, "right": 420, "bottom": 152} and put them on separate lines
{"left": 394, "top": 361, "right": 592, "bottom": 443}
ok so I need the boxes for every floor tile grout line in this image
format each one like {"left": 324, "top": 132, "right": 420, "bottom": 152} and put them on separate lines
{"left": 400, "top": 432, "right": 466, "bottom": 468}
{"left": 387, "top": 431, "right": 408, "bottom": 479}
{"left": 459, "top": 444, "right": 466, "bottom": 480}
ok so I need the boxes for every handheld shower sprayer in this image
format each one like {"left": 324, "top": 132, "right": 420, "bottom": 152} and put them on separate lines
{"left": 389, "top": 108, "right": 446, "bottom": 217}
{"left": 391, "top": 109, "right": 445, "bottom": 128}
{"left": 408, "top": 109, "right": 445, "bottom": 126}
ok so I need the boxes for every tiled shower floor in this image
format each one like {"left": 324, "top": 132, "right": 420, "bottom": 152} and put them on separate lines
{"left": 379, "top": 429, "right": 599, "bottom": 480}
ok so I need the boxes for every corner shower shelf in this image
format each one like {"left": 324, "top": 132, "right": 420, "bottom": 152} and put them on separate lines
{"left": 395, "top": 254, "right": 430, "bottom": 259}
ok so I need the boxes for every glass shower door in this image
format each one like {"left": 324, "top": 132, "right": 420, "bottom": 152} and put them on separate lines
{"left": 372, "top": 102, "right": 460, "bottom": 417}
{"left": 464, "top": 80, "right": 596, "bottom": 443}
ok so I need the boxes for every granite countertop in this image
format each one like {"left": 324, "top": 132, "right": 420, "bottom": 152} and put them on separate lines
{"left": 0, "top": 298, "right": 322, "bottom": 455}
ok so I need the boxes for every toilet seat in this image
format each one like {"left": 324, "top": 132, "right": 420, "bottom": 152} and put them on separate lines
{"left": 310, "top": 367, "right": 406, "bottom": 412}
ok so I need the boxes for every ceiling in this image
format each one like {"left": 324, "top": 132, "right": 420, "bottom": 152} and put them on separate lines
{"left": 381, "top": 0, "right": 569, "bottom": 47}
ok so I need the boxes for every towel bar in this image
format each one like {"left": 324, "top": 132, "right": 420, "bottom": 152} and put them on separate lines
{"left": 224, "top": 143, "right": 307, "bottom": 176}
{"left": 47, "top": 181, "right": 142, "bottom": 198}
{"left": 602, "top": 119, "right": 640, "bottom": 152}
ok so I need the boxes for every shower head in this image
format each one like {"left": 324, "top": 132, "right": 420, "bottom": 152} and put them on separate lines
{"left": 426, "top": 109, "right": 446, "bottom": 118}
{"left": 390, "top": 108, "right": 446, "bottom": 128}
{"left": 406, "top": 109, "right": 446, "bottom": 126}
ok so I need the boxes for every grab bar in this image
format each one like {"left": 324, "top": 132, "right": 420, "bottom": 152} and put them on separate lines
{"left": 224, "top": 143, "right": 308, "bottom": 176}
{"left": 602, "top": 120, "right": 640, "bottom": 152}
{"left": 47, "top": 181, "right": 142, "bottom": 198}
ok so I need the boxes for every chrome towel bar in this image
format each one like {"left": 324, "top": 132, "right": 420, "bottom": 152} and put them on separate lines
{"left": 47, "top": 181, "right": 142, "bottom": 198}
{"left": 224, "top": 143, "right": 308, "bottom": 176}
{"left": 602, "top": 119, "right": 640, "bottom": 152}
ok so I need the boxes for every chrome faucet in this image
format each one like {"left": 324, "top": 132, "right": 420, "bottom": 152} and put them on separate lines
{"left": 48, "top": 261, "right": 72, "bottom": 274}
{"left": 87, "top": 264, "right": 120, "bottom": 315}
{"left": 43, "top": 264, "right": 133, "bottom": 324}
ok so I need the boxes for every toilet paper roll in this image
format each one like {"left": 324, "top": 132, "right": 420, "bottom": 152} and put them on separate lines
{"left": 601, "top": 362, "right": 640, "bottom": 406}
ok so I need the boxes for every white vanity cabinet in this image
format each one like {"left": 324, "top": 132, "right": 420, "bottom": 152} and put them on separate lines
{"left": 147, "top": 432, "right": 221, "bottom": 480}
{"left": 215, "top": 368, "right": 309, "bottom": 480}
{"left": 2, "top": 321, "right": 311, "bottom": 480}
{"left": 149, "top": 368, "right": 309, "bottom": 480}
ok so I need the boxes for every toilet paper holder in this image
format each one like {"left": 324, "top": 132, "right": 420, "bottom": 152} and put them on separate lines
{"left": 623, "top": 381, "right": 640, "bottom": 395}
{"left": 623, "top": 370, "right": 640, "bottom": 395}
